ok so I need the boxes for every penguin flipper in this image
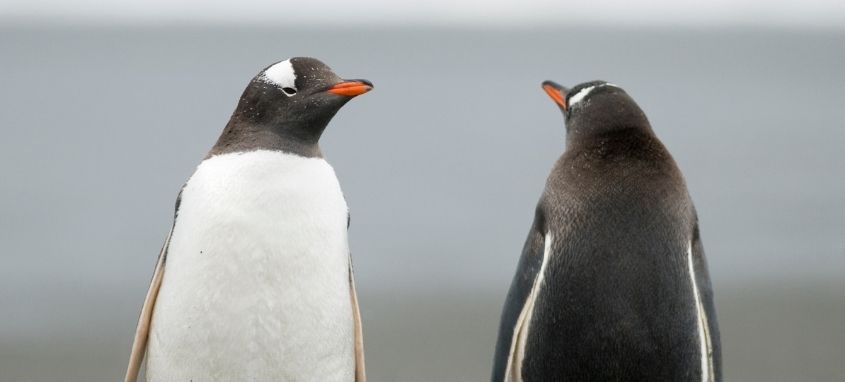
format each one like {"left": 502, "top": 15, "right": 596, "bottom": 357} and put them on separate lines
{"left": 123, "top": 226, "right": 172, "bottom": 382}
{"left": 348, "top": 254, "right": 366, "bottom": 382}
{"left": 492, "top": 208, "right": 547, "bottom": 381}
{"left": 691, "top": 223, "right": 722, "bottom": 381}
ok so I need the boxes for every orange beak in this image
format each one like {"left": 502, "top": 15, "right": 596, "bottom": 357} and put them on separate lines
{"left": 327, "top": 79, "right": 373, "bottom": 97}
{"left": 542, "top": 80, "right": 568, "bottom": 110}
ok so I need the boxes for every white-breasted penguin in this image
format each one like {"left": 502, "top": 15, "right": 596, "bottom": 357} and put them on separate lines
{"left": 124, "top": 57, "right": 372, "bottom": 382}
{"left": 491, "top": 81, "right": 721, "bottom": 381}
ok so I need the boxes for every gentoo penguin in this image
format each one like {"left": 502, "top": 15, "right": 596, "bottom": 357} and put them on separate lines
{"left": 124, "top": 57, "right": 372, "bottom": 382}
{"left": 491, "top": 81, "right": 721, "bottom": 381}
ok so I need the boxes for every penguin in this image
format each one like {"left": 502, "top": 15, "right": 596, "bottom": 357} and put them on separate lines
{"left": 124, "top": 57, "right": 372, "bottom": 382}
{"left": 491, "top": 80, "right": 721, "bottom": 381}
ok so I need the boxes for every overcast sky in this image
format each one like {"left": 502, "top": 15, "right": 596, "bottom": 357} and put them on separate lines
{"left": 3, "top": 0, "right": 845, "bottom": 27}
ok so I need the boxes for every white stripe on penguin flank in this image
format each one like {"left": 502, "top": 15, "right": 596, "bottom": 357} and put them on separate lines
{"left": 503, "top": 232, "right": 553, "bottom": 382}
{"left": 687, "top": 241, "right": 714, "bottom": 382}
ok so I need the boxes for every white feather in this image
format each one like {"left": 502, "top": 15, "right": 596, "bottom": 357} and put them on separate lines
{"left": 504, "top": 232, "right": 553, "bottom": 382}
{"left": 147, "top": 150, "right": 354, "bottom": 382}
{"left": 568, "top": 82, "right": 619, "bottom": 107}
{"left": 568, "top": 85, "right": 596, "bottom": 107}
{"left": 687, "top": 241, "right": 714, "bottom": 382}
{"left": 261, "top": 59, "right": 297, "bottom": 95}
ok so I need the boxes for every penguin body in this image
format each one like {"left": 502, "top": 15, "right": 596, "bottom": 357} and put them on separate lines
{"left": 125, "top": 57, "right": 372, "bottom": 382}
{"left": 147, "top": 151, "right": 353, "bottom": 380}
{"left": 492, "top": 81, "right": 721, "bottom": 381}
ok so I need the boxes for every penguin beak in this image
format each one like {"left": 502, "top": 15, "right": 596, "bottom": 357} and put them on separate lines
{"left": 327, "top": 79, "right": 374, "bottom": 97}
{"left": 542, "top": 80, "right": 568, "bottom": 111}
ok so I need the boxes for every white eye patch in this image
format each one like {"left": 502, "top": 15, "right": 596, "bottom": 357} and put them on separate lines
{"left": 568, "top": 85, "right": 596, "bottom": 107}
{"left": 568, "top": 82, "right": 619, "bottom": 107}
{"left": 260, "top": 59, "right": 298, "bottom": 96}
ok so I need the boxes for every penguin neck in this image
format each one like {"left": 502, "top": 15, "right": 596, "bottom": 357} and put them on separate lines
{"left": 207, "top": 118, "right": 326, "bottom": 159}
{"left": 562, "top": 119, "right": 665, "bottom": 165}
{"left": 565, "top": 121, "right": 654, "bottom": 147}
{"left": 564, "top": 107, "right": 653, "bottom": 148}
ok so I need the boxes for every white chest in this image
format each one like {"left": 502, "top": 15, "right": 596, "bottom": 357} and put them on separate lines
{"left": 147, "top": 150, "right": 354, "bottom": 381}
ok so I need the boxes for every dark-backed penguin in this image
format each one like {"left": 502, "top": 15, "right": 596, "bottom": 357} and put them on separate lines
{"left": 491, "top": 80, "right": 721, "bottom": 381}
{"left": 124, "top": 57, "right": 372, "bottom": 382}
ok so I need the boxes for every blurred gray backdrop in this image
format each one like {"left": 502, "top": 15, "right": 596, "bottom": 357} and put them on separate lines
{"left": 1, "top": 25, "right": 844, "bottom": 381}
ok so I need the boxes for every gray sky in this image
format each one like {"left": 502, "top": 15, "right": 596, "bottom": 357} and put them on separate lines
{"left": 3, "top": 0, "right": 845, "bottom": 27}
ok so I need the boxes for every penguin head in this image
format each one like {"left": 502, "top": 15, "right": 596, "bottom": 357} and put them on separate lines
{"left": 223, "top": 57, "right": 372, "bottom": 151}
{"left": 542, "top": 80, "right": 650, "bottom": 139}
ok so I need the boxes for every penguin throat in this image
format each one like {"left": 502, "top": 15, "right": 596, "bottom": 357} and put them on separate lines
{"left": 208, "top": 119, "right": 326, "bottom": 159}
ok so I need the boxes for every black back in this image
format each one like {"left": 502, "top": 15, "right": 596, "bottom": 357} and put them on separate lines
{"left": 493, "top": 82, "right": 721, "bottom": 381}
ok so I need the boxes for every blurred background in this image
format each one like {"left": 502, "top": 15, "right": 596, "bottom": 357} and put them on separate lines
{"left": 1, "top": 0, "right": 844, "bottom": 381}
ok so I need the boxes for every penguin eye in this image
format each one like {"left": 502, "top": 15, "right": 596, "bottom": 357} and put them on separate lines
{"left": 281, "top": 87, "right": 297, "bottom": 96}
